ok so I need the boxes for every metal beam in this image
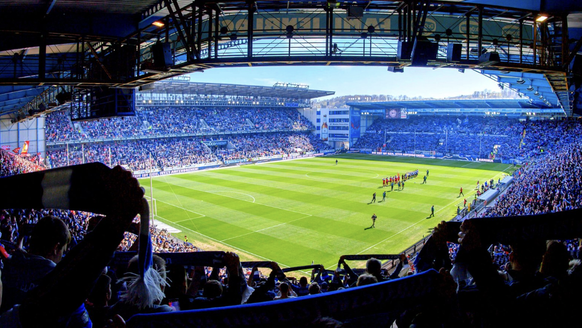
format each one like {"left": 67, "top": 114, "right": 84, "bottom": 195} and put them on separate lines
{"left": 167, "top": 0, "right": 195, "bottom": 60}
{"left": 563, "top": 36, "right": 582, "bottom": 69}
{"left": 87, "top": 42, "right": 113, "bottom": 80}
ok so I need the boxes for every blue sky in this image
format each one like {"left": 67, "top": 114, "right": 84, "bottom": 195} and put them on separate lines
{"left": 188, "top": 65, "right": 501, "bottom": 99}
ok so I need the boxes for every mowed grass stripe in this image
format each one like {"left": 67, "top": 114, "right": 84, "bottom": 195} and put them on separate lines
{"left": 154, "top": 179, "right": 311, "bottom": 223}
{"left": 154, "top": 178, "right": 403, "bottom": 244}
{"left": 159, "top": 163, "right": 498, "bottom": 222}
{"left": 170, "top": 167, "right": 466, "bottom": 209}
{"left": 221, "top": 160, "right": 500, "bottom": 192}
{"left": 141, "top": 155, "right": 514, "bottom": 267}
{"left": 166, "top": 173, "right": 398, "bottom": 216}
{"left": 152, "top": 177, "right": 390, "bottom": 248}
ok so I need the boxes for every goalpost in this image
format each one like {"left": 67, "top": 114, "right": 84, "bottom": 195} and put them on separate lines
{"left": 143, "top": 195, "right": 158, "bottom": 217}
{"left": 144, "top": 169, "right": 157, "bottom": 217}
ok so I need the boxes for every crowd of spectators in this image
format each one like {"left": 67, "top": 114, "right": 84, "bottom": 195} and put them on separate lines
{"left": 45, "top": 106, "right": 314, "bottom": 143}
{"left": 44, "top": 106, "right": 330, "bottom": 171}
{"left": 2, "top": 115, "right": 582, "bottom": 327}
{"left": 431, "top": 118, "right": 582, "bottom": 327}
{"left": 44, "top": 109, "right": 80, "bottom": 142}
{"left": 46, "top": 132, "right": 330, "bottom": 171}
{"left": 217, "top": 133, "right": 328, "bottom": 162}
{"left": 0, "top": 149, "right": 43, "bottom": 176}
{"left": 352, "top": 116, "right": 565, "bottom": 160}
{"left": 115, "top": 225, "right": 198, "bottom": 254}
{"left": 0, "top": 152, "right": 198, "bottom": 258}
{"left": 481, "top": 143, "right": 582, "bottom": 217}
{"left": 441, "top": 119, "right": 582, "bottom": 276}
{"left": 47, "top": 138, "right": 220, "bottom": 172}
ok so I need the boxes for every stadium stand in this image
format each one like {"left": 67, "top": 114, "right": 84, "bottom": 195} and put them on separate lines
{"left": 45, "top": 106, "right": 314, "bottom": 143}
{"left": 1, "top": 0, "right": 581, "bottom": 325}
{"left": 45, "top": 106, "right": 332, "bottom": 172}
{"left": 1, "top": 117, "right": 582, "bottom": 327}
{"left": 352, "top": 116, "right": 572, "bottom": 161}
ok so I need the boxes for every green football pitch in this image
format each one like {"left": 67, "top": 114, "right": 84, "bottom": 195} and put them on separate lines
{"left": 140, "top": 154, "right": 514, "bottom": 269}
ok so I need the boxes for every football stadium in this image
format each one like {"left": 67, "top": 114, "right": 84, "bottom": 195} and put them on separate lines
{"left": 1, "top": 1, "right": 582, "bottom": 327}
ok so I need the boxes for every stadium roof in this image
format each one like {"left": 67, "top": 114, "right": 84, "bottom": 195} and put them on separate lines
{"left": 349, "top": 99, "right": 540, "bottom": 109}
{"left": 347, "top": 98, "right": 563, "bottom": 116}
{"left": 0, "top": 0, "right": 580, "bottom": 119}
{"left": 140, "top": 81, "right": 334, "bottom": 99}
{"left": 479, "top": 70, "right": 567, "bottom": 111}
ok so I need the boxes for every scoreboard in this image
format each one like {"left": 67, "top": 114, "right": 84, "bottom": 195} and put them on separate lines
{"left": 385, "top": 108, "right": 407, "bottom": 119}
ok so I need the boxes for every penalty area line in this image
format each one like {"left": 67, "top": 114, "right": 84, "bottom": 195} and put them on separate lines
{"left": 155, "top": 198, "right": 207, "bottom": 221}
{"left": 213, "top": 190, "right": 256, "bottom": 203}
{"left": 160, "top": 218, "right": 291, "bottom": 268}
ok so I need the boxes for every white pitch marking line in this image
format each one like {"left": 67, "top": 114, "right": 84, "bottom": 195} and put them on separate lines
{"left": 161, "top": 189, "right": 313, "bottom": 220}
{"left": 156, "top": 216, "right": 291, "bottom": 268}
{"left": 217, "top": 191, "right": 256, "bottom": 203}
{"left": 155, "top": 198, "right": 207, "bottom": 219}
{"left": 259, "top": 202, "right": 314, "bottom": 217}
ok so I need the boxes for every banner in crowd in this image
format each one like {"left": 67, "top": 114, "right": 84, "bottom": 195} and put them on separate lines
{"left": 21, "top": 141, "right": 30, "bottom": 155}
{"left": 127, "top": 269, "right": 440, "bottom": 328}
{"left": 133, "top": 166, "right": 206, "bottom": 178}
{"left": 133, "top": 153, "right": 325, "bottom": 178}
{"left": 202, "top": 140, "right": 228, "bottom": 146}
{"left": 349, "top": 108, "right": 360, "bottom": 139}
{"left": 320, "top": 115, "right": 329, "bottom": 141}
{"left": 372, "top": 151, "right": 428, "bottom": 158}
{"left": 111, "top": 251, "right": 228, "bottom": 268}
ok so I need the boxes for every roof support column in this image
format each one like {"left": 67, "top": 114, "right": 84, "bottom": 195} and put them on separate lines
{"left": 248, "top": 1, "right": 253, "bottom": 59}
{"left": 213, "top": 6, "right": 220, "bottom": 59}
{"left": 196, "top": 1, "right": 203, "bottom": 60}
{"left": 465, "top": 11, "right": 471, "bottom": 60}
{"left": 207, "top": 6, "right": 213, "bottom": 60}
{"left": 533, "top": 19, "right": 537, "bottom": 65}
{"left": 326, "top": 3, "right": 334, "bottom": 56}
{"left": 39, "top": 33, "right": 46, "bottom": 81}
{"left": 164, "top": 0, "right": 195, "bottom": 61}
{"left": 519, "top": 19, "right": 523, "bottom": 64}
{"left": 477, "top": 6, "right": 483, "bottom": 59}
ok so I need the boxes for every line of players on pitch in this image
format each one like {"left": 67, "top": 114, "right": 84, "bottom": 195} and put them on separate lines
{"left": 370, "top": 169, "right": 424, "bottom": 204}
{"left": 381, "top": 169, "right": 422, "bottom": 191}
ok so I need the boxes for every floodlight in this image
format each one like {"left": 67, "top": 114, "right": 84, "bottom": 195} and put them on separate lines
{"left": 536, "top": 15, "right": 548, "bottom": 23}
{"left": 516, "top": 78, "right": 525, "bottom": 84}
{"left": 152, "top": 21, "right": 164, "bottom": 28}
